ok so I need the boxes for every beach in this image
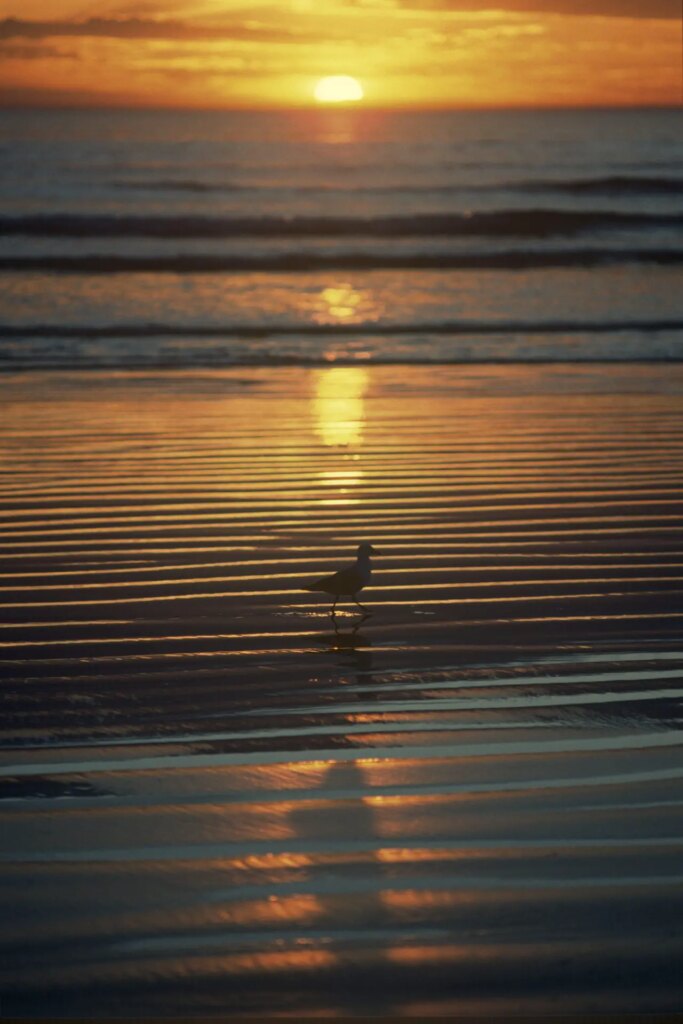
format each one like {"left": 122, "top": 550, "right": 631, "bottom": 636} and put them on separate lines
{"left": 2, "top": 361, "right": 683, "bottom": 1015}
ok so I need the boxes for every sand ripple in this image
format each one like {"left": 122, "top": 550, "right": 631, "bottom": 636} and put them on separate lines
{"left": 1, "top": 364, "right": 683, "bottom": 1015}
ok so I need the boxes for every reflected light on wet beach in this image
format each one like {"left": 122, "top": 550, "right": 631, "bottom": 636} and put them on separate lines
{"left": 216, "top": 892, "right": 324, "bottom": 927}
{"left": 312, "top": 366, "right": 369, "bottom": 448}
{"left": 312, "top": 366, "right": 368, "bottom": 504}
{"left": 219, "top": 947, "right": 338, "bottom": 975}
{"left": 385, "top": 944, "right": 470, "bottom": 966}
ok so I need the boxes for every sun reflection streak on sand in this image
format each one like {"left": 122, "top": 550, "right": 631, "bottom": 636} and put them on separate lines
{"left": 266, "top": 758, "right": 440, "bottom": 974}
{"left": 312, "top": 366, "right": 368, "bottom": 449}
{"left": 312, "top": 366, "right": 368, "bottom": 508}
{"left": 211, "top": 948, "right": 339, "bottom": 974}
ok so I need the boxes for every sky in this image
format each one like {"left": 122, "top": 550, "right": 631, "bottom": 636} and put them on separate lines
{"left": 0, "top": 0, "right": 681, "bottom": 109}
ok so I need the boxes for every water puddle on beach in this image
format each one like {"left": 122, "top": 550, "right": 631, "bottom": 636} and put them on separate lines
{"left": 2, "top": 364, "right": 683, "bottom": 1015}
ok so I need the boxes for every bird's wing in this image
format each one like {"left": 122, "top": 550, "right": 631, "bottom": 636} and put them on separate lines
{"left": 305, "top": 565, "right": 362, "bottom": 593}
{"left": 329, "top": 566, "right": 364, "bottom": 591}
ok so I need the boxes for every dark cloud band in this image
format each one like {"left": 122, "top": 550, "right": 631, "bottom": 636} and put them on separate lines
{"left": 0, "top": 0, "right": 680, "bottom": 45}
{"left": 392, "top": 0, "right": 679, "bottom": 16}
{"left": 0, "top": 17, "right": 312, "bottom": 42}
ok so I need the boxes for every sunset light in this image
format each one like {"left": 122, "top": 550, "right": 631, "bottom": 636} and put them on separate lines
{"left": 1, "top": 0, "right": 679, "bottom": 109}
{"left": 314, "top": 76, "right": 364, "bottom": 104}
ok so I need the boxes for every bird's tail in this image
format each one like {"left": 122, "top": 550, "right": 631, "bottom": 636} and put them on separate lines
{"left": 304, "top": 580, "right": 326, "bottom": 592}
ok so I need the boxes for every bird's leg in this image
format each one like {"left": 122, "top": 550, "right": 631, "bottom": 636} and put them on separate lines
{"left": 330, "top": 595, "right": 338, "bottom": 616}
{"left": 352, "top": 612, "right": 371, "bottom": 632}
{"left": 352, "top": 593, "right": 369, "bottom": 614}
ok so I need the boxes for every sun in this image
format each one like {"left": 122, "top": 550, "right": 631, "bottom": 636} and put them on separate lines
{"left": 314, "top": 75, "right": 364, "bottom": 104}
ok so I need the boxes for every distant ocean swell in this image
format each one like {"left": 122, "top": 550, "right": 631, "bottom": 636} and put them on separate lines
{"left": 519, "top": 175, "right": 683, "bottom": 195}
{"left": 2, "top": 319, "right": 681, "bottom": 340}
{"left": 2, "top": 209, "right": 680, "bottom": 238}
{"left": 2, "top": 250, "right": 681, "bottom": 273}
{"left": 111, "top": 174, "right": 683, "bottom": 196}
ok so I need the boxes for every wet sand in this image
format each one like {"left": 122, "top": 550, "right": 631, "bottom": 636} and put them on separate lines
{"left": 2, "top": 362, "right": 683, "bottom": 1016}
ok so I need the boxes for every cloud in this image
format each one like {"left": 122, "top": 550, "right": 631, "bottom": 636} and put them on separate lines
{"left": 0, "top": 83, "right": 148, "bottom": 106}
{"left": 0, "top": 42, "right": 78, "bottom": 58}
{"left": 393, "top": 0, "right": 680, "bottom": 16}
{"left": 0, "top": 16, "right": 314, "bottom": 42}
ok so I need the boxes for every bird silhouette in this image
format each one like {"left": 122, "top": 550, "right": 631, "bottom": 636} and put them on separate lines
{"left": 304, "top": 543, "right": 377, "bottom": 614}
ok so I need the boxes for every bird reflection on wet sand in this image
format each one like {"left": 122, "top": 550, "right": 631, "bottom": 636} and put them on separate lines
{"left": 318, "top": 613, "right": 373, "bottom": 675}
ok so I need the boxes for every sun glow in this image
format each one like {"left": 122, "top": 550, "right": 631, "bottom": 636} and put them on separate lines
{"left": 314, "top": 75, "right": 364, "bottom": 104}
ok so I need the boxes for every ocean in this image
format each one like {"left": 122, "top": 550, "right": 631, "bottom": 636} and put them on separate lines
{"left": 1, "top": 106, "right": 682, "bottom": 368}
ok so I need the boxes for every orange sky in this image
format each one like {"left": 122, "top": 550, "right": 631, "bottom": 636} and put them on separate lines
{"left": 0, "top": 0, "right": 681, "bottom": 109}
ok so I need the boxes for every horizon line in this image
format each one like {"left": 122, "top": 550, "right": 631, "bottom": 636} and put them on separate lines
{"left": 0, "top": 101, "right": 681, "bottom": 113}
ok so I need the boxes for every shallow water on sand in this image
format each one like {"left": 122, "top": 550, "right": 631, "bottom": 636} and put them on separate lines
{"left": 2, "top": 363, "right": 683, "bottom": 1015}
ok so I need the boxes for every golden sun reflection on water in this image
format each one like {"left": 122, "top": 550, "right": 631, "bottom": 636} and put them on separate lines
{"left": 318, "top": 284, "right": 361, "bottom": 322}
{"left": 314, "top": 282, "right": 380, "bottom": 325}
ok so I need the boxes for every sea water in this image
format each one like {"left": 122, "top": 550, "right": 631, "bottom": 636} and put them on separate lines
{"left": 0, "top": 106, "right": 682, "bottom": 368}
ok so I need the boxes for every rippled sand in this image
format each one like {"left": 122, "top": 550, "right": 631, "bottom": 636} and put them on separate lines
{"left": 2, "top": 363, "right": 683, "bottom": 1016}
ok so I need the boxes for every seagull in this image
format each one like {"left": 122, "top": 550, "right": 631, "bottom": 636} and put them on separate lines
{"left": 304, "top": 543, "right": 377, "bottom": 614}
